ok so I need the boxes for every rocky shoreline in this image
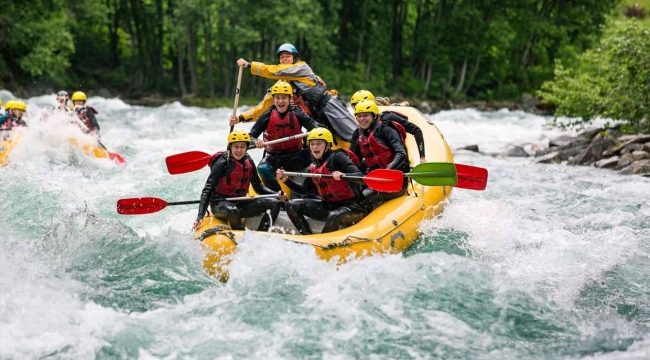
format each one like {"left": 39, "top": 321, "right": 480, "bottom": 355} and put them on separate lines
{"left": 459, "top": 127, "right": 650, "bottom": 176}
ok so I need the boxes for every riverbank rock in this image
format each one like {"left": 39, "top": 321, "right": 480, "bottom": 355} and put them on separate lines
{"left": 456, "top": 145, "right": 480, "bottom": 153}
{"left": 568, "top": 134, "right": 615, "bottom": 166}
{"left": 619, "top": 160, "right": 650, "bottom": 175}
{"left": 494, "top": 144, "right": 529, "bottom": 157}
{"left": 535, "top": 128, "right": 650, "bottom": 176}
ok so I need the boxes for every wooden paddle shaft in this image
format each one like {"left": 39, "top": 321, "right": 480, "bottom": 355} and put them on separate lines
{"left": 230, "top": 67, "right": 244, "bottom": 132}
{"left": 247, "top": 133, "right": 309, "bottom": 149}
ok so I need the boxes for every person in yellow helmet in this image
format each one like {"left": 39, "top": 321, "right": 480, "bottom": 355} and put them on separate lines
{"left": 248, "top": 80, "right": 323, "bottom": 192}
{"left": 351, "top": 100, "right": 408, "bottom": 210}
{"left": 193, "top": 130, "right": 284, "bottom": 232}
{"left": 0, "top": 100, "right": 28, "bottom": 140}
{"left": 276, "top": 127, "right": 368, "bottom": 234}
{"left": 230, "top": 43, "right": 358, "bottom": 142}
{"left": 351, "top": 90, "right": 427, "bottom": 164}
{"left": 71, "top": 91, "right": 100, "bottom": 134}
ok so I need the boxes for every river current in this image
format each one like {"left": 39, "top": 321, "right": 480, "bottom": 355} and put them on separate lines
{"left": 1, "top": 91, "right": 648, "bottom": 359}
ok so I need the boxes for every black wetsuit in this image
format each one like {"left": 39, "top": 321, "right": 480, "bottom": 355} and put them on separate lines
{"left": 379, "top": 111, "right": 426, "bottom": 159}
{"left": 350, "top": 121, "right": 409, "bottom": 210}
{"left": 282, "top": 150, "right": 367, "bottom": 234}
{"left": 196, "top": 153, "right": 281, "bottom": 231}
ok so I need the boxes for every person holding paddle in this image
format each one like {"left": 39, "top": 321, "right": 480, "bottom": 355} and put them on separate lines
{"left": 276, "top": 128, "right": 368, "bottom": 235}
{"left": 351, "top": 90, "right": 427, "bottom": 164}
{"left": 71, "top": 91, "right": 100, "bottom": 134}
{"left": 193, "top": 130, "right": 284, "bottom": 231}
{"left": 231, "top": 43, "right": 358, "bottom": 142}
{"left": 249, "top": 80, "right": 322, "bottom": 192}
{"left": 351, "top": 100, "right": 409, "bottom": 210}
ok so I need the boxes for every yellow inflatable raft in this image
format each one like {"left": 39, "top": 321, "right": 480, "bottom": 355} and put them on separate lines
{"left": 194, "top": 106, "right": 454, "bottom": 281}
{"left": 0, "top": 132, "right": 24, "bottom": 167}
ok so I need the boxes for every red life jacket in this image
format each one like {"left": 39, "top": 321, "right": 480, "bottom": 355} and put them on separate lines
{"left": 310, "top": 158, "right": 356, "bottom": 202}
{"left": 336, "top": 148, "right": 360, "bottom": 167}
{"left": 76, "top": 106, "right": 99, "bottom": 132}
{"left": 357, "top": 124, "right": 396, "bottom": 169}
{"left": 263, "top": 107, "right": 304, "bottom": 153}
{"left": 210, "top": 152, "right": 253, "bottom": 197}
{"left": 0, "top": 116, "right": 13, "bottom": 130}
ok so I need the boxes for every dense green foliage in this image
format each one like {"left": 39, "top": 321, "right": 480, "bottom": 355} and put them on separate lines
{"left": 539, "top": 19, "right": 650, "bottom": 133}
{"left": 0, "top": 0, "right": 622, "bottom": 102}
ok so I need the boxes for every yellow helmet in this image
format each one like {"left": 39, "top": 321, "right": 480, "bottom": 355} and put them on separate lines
{"left": 271, "top": 80, "right": 293, "bottom": 96}
{"left": 350, "top": 90, "right": 375, "bottom": 107}
{"left": 307, "top": 127, "right": 333, "bottom": 145}
{"left": 0, "top": 100, "right": 2, "bottom": 107}
{"left": 227, "top": 130, "right": 252, "bottom": 146}
{"left": 354, "top": 100, "right": 379, "bottom": 116}
{"left": 71, "top": 91, "right": 87, "bottom": 101}
{"left": 4, "top": 100, "right": 14, "bottom": 110}
{"left": 13, "top": 100, "right": 27, "bottom": 111}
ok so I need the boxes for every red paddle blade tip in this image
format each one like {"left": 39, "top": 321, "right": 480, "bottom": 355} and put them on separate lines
{"left": 165, "top": 151, "right": 211, "bottom": 175}
{"left": 109, "top": 152, "right": 127, "bottom": 165}
{"left": 455, "top": 164, "right": 488, "bottom": 190}
{"left": 117, "top": 197, "right": 168, "bottom": 215}
{"left": 364, "top": 169, "right": 404, "bottom": 192}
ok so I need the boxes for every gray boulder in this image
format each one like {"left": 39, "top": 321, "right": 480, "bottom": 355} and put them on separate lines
{"left": 535, "top": 151, "right": 562, "bottom": 164}
{"left": 619, "top": 160, "right": 650, "bottom": 175}
{"left": 549, "top": 134, "right": 576, "bottom": 148}
{"left": 568, "top": 134, "right": 615, "bottom": 166}
{"left": 495, "top": 144, "right": 529, "bottom": 157}
{"left": 643, "top": 142, "right": 650, "bottom": 153}
{"left": 416, "top": 101, "right": 433, "bottom": 114}
{"left": 614, "top": 151, "right": 650, "bottom": 169}
{"left": 593, "top": 156, "right": 620, "bottom": 169}
{"left": 603, "top": 134, "right": 650, "bottom": 157}
{"left": 621, "top": 143, "right": 645, "bottom": 155}
{"left": 457, "top": 145, "right": 480, "bottom": 153}
{"left": 577, "top": 128, "right": 604, "bottom": 141}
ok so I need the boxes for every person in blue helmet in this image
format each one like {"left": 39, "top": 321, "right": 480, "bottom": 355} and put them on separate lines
{"left": 229, "top": 43, "right": 358, "bottom": 143}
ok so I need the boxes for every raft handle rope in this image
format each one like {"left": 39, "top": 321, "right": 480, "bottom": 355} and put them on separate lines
{"left": 197, "top": 224, "right": 236, "bottom": 244}
{"left": 320, "top": 203, "right": 424, "bottom": 249}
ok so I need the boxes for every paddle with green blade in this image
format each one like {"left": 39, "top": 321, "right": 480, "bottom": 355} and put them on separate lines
{"left": 165, "top": 133, "right": 309, "bottom": 175}
{"left": 282, "top": 168, "right": 404, "bottom": 193}
{"left": 116, "top": 194, "right": 279, "bottom": 215}
{"left": 405, "top": 162, "right": 488, "bottom": 190}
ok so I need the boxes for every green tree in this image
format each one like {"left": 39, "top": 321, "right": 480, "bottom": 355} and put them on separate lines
{"left": 0, "top": 0, "right": 74, "bottom": 87}
{"left": 539, "top": 19, "right": 650, "bottom": 133}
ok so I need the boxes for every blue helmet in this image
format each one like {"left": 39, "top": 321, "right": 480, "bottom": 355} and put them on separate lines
{"left": 276, "top": 43, "right": 299, "bottom": 60}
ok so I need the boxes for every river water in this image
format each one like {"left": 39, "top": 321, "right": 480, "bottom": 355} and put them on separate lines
{"left": 1, "top": 92, "right": 648, "bottom": 359}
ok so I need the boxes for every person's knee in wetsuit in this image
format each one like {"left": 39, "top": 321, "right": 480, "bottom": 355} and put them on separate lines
{"left": 278, "top": 127, "right": 368, "bottom": 235}
{"left": 193, "top": 130, "right": 284, "bottom": 231}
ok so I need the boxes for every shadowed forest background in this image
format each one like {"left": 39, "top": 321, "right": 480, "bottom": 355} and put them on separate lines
{"left": 1, "top": 0, "right": 648, "bottom": 129}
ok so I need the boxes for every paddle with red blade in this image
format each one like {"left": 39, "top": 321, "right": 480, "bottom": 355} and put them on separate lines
{"left": 282, "top": 168, "right": 404, "bottom": 193}
{"left": 98, "top": 140, "right": 126, "bottom": 165}
{"left": 117, "top": 194, "right": 279, "bottom": 215}
{"left": 455, "top": 163, "right": 488, "bottom": 190}
{"left": 405, "top": 162, "right": 488, "bottom": 190}
{"left": 165, "top": 133, "right": 309, "bottom": 175}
